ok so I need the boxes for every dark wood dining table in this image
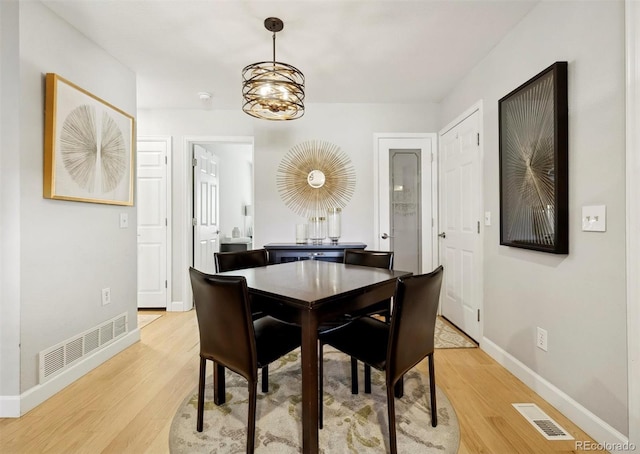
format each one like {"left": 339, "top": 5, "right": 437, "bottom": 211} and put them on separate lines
{"left": 216, "top": 259, "right": 410, "bottom": 454}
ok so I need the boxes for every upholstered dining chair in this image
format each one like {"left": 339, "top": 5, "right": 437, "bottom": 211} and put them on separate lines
{"left": 214, "top": 248, "right": 269, "bottom": 275}
{"left": 189, "top": 268, "right": 301, "bottom": 453}
{"left": 214, "top": 248, "right": 275, "bottom": 391}
{"left": 214, "top": 248, "right": 270, "bottom": 322}
{"left": 318, "top": 266, "right": 444, "bottom": 454}
{"left": 342, "top": 249, "right": 394, "bottom": 394}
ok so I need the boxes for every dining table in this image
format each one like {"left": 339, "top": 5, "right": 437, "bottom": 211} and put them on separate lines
{"left": 215, "top": 259, "right": 411, "bottom": 454}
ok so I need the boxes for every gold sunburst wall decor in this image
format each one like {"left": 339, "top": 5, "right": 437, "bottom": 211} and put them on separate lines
{"left": 276, "top": 140, "right": 356, "bottom": 217}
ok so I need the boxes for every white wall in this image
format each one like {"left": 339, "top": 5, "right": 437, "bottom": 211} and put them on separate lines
{"left": 251, "top": 103, "right": 440, "bottom": 248}
{"left": 440, "top": 1, "right": 627, "bottom": 437}
{"left": 208, "top": 143, "right": 253, "bottom": 239}
{"left": 137, "top": 102, "right": 439, "bottom": 306}
{"left": 0, "top": 0, "right": 21, "bottom": 415}
{"left": 17, "top": 2, "right": 138, "bottom": 397}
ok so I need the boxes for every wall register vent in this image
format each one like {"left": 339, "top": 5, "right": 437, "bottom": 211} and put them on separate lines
{"left": 39, "top": 312, "right": 128, "bottom": 384}
{"left": 512, "top": 403, "right": 574, "bottom": 440}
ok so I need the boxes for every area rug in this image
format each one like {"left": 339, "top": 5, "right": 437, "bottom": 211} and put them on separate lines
{"left": 434, "top": 317, "right": 477, "bottom": 349}
{"left": 169, "top": 347, "right": 459, "bottom": 453}
{"left": 137, "top": 313, "right": 162, "bottom": 329}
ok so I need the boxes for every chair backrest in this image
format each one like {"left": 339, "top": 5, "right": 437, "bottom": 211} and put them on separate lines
{"left": 215, "top": 248, "right": 269, "bottom": 273}
{"left": 189, "top": 267, "right": 258, "bottom": 382}
{"left": 387, "top": 265, "right": 444, "bottom": 385}
{"left": 343, "top": 249, "right": 394, "bottom": 270}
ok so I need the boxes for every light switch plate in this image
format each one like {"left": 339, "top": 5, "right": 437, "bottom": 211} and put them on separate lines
{"left": 582, "top": 205, "right": 606, "bottom": 232}
{"left": 119, "top": 213, "right": 129, "bottom": 229}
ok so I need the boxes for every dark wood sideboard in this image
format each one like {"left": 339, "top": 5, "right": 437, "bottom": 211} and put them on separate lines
{"left": 264, "top": 242, "right": 367, "bottom": 264}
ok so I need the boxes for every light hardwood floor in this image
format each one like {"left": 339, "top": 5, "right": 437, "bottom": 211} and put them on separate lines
{"left": 0, "top": 310, "right": 606, "bottom": 453}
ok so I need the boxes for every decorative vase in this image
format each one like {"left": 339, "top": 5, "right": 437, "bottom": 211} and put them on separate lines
{"left": 308, "top": 215, "right": 327, "bottom": 245}
{"left": 327, "top": 208, "right": 342, "bottom": 244}
{"left": 295, "top": 223, "right": 308, "bottom": 244}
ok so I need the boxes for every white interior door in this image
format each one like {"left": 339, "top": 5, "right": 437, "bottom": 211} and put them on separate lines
{"left": 193, "top": 144, "right": 219, "bottom": 273}
{"left": 137, "top": 137, "right": 170, "bottom": 308}
{"left": 375, "top": 134, "right": 436, "bottom": 275}
{"left": 439, "top": 109, "right": 481, "bottom": 341}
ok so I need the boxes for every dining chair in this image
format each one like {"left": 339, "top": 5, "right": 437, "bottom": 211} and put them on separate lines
{"left": 342, "top": 249, "right": 394, "bottom": 394}
{"left": 214, "top": 248, "right": 270, "bottom": 322}
{"left": 318, "top": 266, "right": 444, "bottom": 454}
{"left": 214, "top": 248, "right": 269, "bottom": 274}
{"left": 214, "top": 248, "right": 275, "bottom": 391}
{"left": 189, "top": 268, "right": 301, "bottom": 453}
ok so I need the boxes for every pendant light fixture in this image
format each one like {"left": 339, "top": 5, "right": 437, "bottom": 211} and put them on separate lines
{"left": 242, "top": 17, "right": 305, "bottom": 120}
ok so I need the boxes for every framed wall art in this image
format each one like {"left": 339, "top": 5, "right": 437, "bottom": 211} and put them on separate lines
{"left": 44, "top": 73, "right": 135, "bottom": 206}
{"left": 499, "top": 61, "right": 568, "bottom": 254}
{"left": 276, "top": 140, "right": 356, "bottom": 216}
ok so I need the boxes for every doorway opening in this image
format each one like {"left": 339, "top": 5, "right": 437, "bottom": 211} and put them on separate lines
{"left": 183, "top": 136, "right": 254, "bottom": 309}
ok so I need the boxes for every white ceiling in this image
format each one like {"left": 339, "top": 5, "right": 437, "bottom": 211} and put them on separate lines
{"left": 41, "top": 0, "right": 538, "bottom": 111}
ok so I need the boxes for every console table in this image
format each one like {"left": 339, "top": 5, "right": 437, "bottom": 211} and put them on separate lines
{"left": 264, "top": 242, "right": 367, "bottom": 264}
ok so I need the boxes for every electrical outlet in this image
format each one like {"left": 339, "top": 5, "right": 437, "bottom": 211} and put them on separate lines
{"left": 101, "top": 288, "right": 111, "bottom": 306}
{"left": 536, "top": 327, "right": 548, "bottom": 351}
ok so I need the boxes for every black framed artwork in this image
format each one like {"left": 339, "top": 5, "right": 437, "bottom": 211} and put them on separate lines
{"left": 499, "top": 61, "right": 568, "bottom": 254}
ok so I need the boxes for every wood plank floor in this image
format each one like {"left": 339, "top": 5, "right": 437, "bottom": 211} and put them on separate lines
{"left": 0, "top": 310, "right": 606, "bottom": 453}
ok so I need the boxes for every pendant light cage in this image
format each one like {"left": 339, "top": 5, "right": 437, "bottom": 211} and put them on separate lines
{"left": 242, "top": 17, "right": 305, "bottom": 121}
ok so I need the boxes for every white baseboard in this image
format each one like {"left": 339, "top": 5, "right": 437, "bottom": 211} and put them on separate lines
{"left": 482, "top": 337, "right": 629, "bottom": 450}
{"left": 168, "top": 300, "right": 186, "bottom": 312}
{"left": 15, "top": 329, "right": 140, "bottom": 416}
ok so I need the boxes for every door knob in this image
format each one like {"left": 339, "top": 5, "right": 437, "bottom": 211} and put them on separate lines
{"left": 381, "top": 233, "right": 394, "bottom": 239}
{"left": 438, "top": 232, "right": 446, "bottom": 238}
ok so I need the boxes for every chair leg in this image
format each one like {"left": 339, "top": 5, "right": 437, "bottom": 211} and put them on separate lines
{"left": 364, "top": 364, "right": 372, "bottom": 393}
{"left": 247, "top": 381, "right": 258, "bottom": 454}
{"left": 394, "top": 375, "right": 404, "bottom": 399}
{"left": 319, "top": 341, "right": 324, "bottom": 429}
{"left": 197, "top": 357, "right": 206, "bottom": 432}
{"left": 429, "top": 353, "right": 437, "bottom": 427}
{"left": 214, "top": 362, "right": 226, "bottom": 406}
{"left": 351, "top": 357, "right": 359, "bottom": 394}
{"left": 387, "top": 380, "right": 398, "bottom": 454}
{"left": 261, "top": 365, "right": 269, "bottom": 393}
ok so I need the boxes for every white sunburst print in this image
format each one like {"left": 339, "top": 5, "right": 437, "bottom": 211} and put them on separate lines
{"left": 60, "top": 104, "right": 126, "bottom": 194}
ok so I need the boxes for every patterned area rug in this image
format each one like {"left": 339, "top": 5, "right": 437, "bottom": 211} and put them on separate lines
{"left": 169, "top": 348, "right": 460, "bottom": 453}
{"left": 434, "top": 317, "right": 477, "bottom": 349}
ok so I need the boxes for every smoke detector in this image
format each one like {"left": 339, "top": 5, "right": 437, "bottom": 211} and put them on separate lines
{"left": 198, "top": 92, "right": 212, "bottom": 101}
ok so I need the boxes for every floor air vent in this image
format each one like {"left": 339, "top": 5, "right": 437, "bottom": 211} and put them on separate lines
{"left": 39, "top": 312, "right": 128, "bottom": 384}
{"left": 512, "top": 403, "right": 574, "bottom": 440}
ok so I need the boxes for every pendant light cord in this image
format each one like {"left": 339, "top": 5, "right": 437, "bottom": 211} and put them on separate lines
{"left": 272, "top": 32, "right": 276, "bottom": 63}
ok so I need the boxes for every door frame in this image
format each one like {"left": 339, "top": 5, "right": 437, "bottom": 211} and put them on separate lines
{"left": 373, "top": 133, "right": 438, "bottom": 272}
{"left": 182, "top": 136, "right": 254, "bottom": 311}
{"left": 137, "top": 135, "right": 172, "bottom": 310}
{"left": 625, "top": 0, "right": 639, "bottom": 444}
{"left": 438, "top": 100, "right": 484, "bottom": 337}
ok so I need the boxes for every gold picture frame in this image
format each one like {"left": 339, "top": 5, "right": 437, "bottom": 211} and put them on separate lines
{"left": 44, "top": 73, "right": 135, "bottom": 206}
